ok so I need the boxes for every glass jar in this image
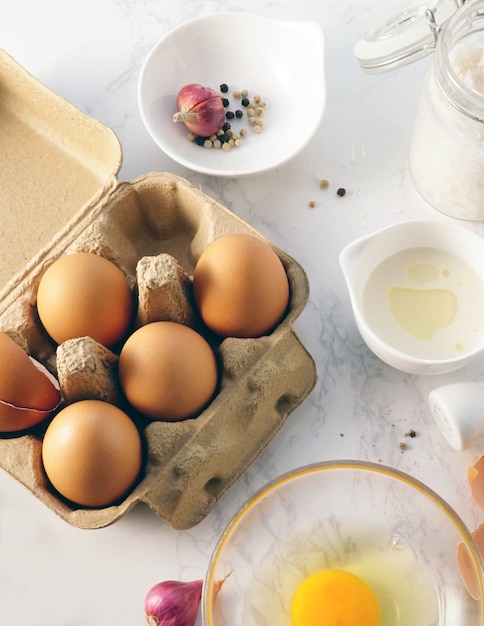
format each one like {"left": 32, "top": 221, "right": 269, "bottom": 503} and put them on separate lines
{"left": 409, "top": 1, "right": 484, "bottom": 220}
{"left": 354, "top": 0, "right": 484, "bottom": 220}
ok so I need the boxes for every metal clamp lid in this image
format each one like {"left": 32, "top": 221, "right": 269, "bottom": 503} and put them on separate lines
{"left": 353, "top": 0, "right": 463, "bottom": 73}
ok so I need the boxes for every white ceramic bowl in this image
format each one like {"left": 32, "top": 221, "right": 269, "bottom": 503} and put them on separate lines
{"left": 138, "top": 12, "right": 326, "bottom": 177}
{"left": 202, "top": 461, "right": 484, "bottom": 626}
{"left": 339, "top": 220, "right": 484, "bottom": 375}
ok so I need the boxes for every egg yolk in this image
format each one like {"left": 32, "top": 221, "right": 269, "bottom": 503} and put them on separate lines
{"left": 291, "top": 569, "right": 380, "bottom": 626}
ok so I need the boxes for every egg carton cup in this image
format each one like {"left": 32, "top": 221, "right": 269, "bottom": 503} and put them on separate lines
{"left": 0, "top": 50, "right": 317, "bottom": 529}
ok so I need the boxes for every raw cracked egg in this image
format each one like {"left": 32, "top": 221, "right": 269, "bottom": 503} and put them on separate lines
{"left": 192, "top": 233, "right": 290, "bottom": 338}
{"left": 291, "top": 569, "right": 380, "bottom": 626}
{"left": 36, "top": 252, "right": 134, "bottom": 348}
{"left": 42, "top": 400, "right": 142, "bottom": 507}
{"left": 118, "top": 321, "right": 218, "bottom": 421}
{"left": 0, "top": 331, "right": 61, "bottom": 432}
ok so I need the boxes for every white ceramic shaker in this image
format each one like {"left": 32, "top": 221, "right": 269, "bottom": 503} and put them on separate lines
{"left": 429, "top": 381, "right": 484, "bottom": 450}
{"left": 354, "top": 0, "right": 484, "bottom": 220}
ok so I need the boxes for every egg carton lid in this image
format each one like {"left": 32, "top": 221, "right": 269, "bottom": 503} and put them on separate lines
{"left": 0, "top": 49, "right": 122, "bottom": 308}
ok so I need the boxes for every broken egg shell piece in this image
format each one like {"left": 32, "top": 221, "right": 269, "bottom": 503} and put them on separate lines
{"left": 457, "top": 523, "right": 484, "bottom": 601}
{"left": 30, "top": 356, "right": 62, "bottom": 393}
{"left": 0, "top": 356, "right": 61, "bottom": 433}
{"left": 468, "top": 455, "right": 484, "bottom": 510}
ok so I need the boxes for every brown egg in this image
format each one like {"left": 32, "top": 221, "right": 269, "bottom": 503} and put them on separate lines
{"left": 42, "top": 400, "right": 142, "bottom": 507}
{"left": 192, "top": 233, "right": 290, "bottom": 338}
{"left": 36, "top": 252, "right": 133, "bottom": 347}
{"left": 0, "top": 332, "right": 61, "bottom": 432}
{"left": 118, "top": 321, "right": 218, "bottom": 421}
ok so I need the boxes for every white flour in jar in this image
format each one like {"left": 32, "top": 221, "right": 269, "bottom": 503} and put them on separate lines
{"left": 451, "top": 39, "right": 484, "bottom": 94}
{"left": 409, "top": 34, "right": 484, "bottom": 220}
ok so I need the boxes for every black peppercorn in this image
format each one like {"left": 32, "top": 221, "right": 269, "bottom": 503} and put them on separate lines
{"left": 222, "top": 122, "right": 231, "bottom": 132}
{"left": 235, "top": 110, "right": 243, "bottom": 119}
{"left": 222, "top": 98, "right": 230, "bottom": 107}
{"left": 226, "top": 111, "right": 235, "bottom": 120}
{"left": 220, "top": 83, "right": 229, "bottom": 93}
{"left": 241, "top": 97, "right": 250, "bottom": 107}
{"left": 337, "top": 187, "right": 346, "bottom": 197}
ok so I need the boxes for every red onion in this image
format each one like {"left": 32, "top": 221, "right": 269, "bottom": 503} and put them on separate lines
{"left": 144, "top": 571, "right": 232, "bottom": 626}
{"left": 144, "top": 579, "right": 202, "bottom": 626}
{"left": 173, "top": 83, "right": 225, "bottom": 137}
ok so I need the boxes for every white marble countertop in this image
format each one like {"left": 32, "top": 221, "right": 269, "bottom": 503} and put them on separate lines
{"left": 3, "top": 1, "right": 484, "bottom": 624}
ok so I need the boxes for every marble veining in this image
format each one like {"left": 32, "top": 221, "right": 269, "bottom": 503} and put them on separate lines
{"left": 2, "top": 0, "right": 484, "bottom": 624}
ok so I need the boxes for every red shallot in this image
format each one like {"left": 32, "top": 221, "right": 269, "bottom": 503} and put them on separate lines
{"left": 173, "top": 83, "right": 225, "bottom": 137}
{"left": 145, "top": 579, "right": 202, "bottom": 626}
{"left": 144, "top": 571, "right": 232, "bottom": 626}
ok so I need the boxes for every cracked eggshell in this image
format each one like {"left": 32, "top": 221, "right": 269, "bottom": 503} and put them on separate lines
{"left": 457, "top": 523, "right": 484, "bottom": 601}
{"left": 468, "top": 455, "right": 484, "bottom": 509}
{"left": 0, "top": 332, "right": 61, "bottom": 432}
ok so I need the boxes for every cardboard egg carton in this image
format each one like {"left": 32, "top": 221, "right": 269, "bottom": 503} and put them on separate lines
{"left": 0, "top": 49, "right": 317, "bottom": 529}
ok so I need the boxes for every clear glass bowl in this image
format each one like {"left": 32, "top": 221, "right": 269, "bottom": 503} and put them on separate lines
{"left": 202, "top": 460, "right": 484, "bottom": 626}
